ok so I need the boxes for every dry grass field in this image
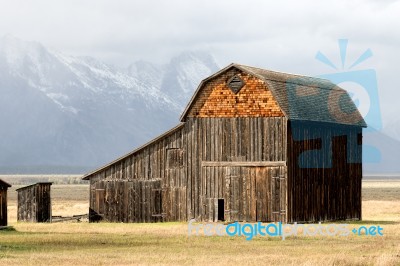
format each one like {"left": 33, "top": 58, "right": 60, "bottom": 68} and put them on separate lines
{"left": 0, "top": 180, "right": 399, "bottom": 265}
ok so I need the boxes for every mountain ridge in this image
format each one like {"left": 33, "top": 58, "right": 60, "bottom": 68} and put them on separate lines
{"left": 0, "top": 36, "right": 219, "bottom": 173}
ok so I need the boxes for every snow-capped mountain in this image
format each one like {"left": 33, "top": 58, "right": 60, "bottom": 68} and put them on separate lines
{"left": 0, "top": 35, "right": 219, "bottom": 173}
{"left": 160, "top": 51, "right": 219, "bottom": 106}
{"left": 128, "top": 51, "right": 219, "bottom": 107}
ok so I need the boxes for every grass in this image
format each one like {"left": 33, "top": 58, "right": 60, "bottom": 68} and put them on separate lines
{"left": 0, "top": 181, "right": 399, "bottom": 265}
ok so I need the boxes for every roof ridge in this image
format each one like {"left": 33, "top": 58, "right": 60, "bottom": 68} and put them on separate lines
{"left": 234, "top": 63, "right": 306, "bottom": 76}
{"left": 234, "top": 63, "right": 326, "bottom": 80}
{"left": 235, "top": 64, "right": 348, "bottom": 92}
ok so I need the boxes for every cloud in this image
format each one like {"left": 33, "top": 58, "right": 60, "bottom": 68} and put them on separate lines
{"left": 0, "top": 0, "right": 399, "bottom": 124}
{"left": 0, "top": 0, "right": 398, "bottom": 63}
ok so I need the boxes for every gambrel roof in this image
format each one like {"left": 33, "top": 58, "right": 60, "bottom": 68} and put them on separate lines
{"left": 181, "top": 63, "right": 367, "bottom": 127}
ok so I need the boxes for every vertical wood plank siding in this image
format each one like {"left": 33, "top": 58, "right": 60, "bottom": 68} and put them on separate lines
{"left": 17, "top": 183, "right": 52, "bottom": 222}
{"left": 89, "top": 117, "right": 288, "bottom": 222}
{"left": 0, "top": 181, "right": 10, "bottom": 226}
{"left": 0, "top": 190, "right": 7, "bottom": 226}
{"left": 287, "top": 121, "right": 362, "bottom": 223}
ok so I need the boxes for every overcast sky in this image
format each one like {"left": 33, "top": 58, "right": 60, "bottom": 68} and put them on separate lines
{"left": 0, "top": 0, "right": 399, "bottom": 128}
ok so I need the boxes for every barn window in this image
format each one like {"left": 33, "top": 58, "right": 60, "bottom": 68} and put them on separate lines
{"left": 227, "top": 75, "right": 245, "bottom": 94}
{"left": 166, "top": 148, "right": 184, "bottom": 169}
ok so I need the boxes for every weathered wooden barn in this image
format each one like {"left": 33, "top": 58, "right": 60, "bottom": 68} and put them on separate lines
{"left": 0, "top": 179, "right": 11, "bottom": 226}
{"left": 17, "top": 182, "right": 52, "bottom": 222}
{"left": 83, "top": 63, "right": 366, "bottom": 223}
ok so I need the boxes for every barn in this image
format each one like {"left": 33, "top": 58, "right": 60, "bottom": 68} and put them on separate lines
{"left": 0, "top": 179, "right": 11, "bottom": 226}
{"left": 83, "top": 63, "right": 366, "bottom": 223}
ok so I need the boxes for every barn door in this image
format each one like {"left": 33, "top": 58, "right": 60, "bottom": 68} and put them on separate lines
{"left": 255, "top": 167, "right": 268, "bottom": 221}
{"left": 225, "top": 166, "right": 242, "bottom": 222}
{"left": 225, "top": 166, "right": 257, "bottom": 222}
{"left": 151, "top": 179, "right": 163, "bottom": 222}
{"left": 225, "top": 166, "right": 276, "bottom": 222}
{"left": 246, "top": 166, "right": 277, "bottom": 222}
{"left": 271, "top": 166, "right": 287, "bottom": 222}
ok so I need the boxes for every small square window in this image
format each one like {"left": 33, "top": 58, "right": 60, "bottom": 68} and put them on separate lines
{"left": 166, "top": 148, "right": 184, "bottom": 169}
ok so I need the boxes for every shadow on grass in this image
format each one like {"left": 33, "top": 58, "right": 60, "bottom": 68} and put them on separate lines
{"left": 0, "top": 226, "right": 16, "bottom": 232}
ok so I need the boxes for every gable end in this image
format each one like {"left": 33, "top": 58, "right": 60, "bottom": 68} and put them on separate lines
{"left": 184, "top": 67, "right": 284, "bottom": 118}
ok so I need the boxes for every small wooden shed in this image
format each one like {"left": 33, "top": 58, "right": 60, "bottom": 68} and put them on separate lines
{"left": 0, "top": 179, "right": 11, "bottom": 226}
{"left": 83, "top": 63, "right": 366, "bottom": 223}
{"left": 17, "top": 182, "right": 52, "bottom": 222}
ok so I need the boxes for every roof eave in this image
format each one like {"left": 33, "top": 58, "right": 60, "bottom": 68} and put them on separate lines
{"left": 15, "top": 182, "right": 52, "bottom": 191}
{"left": 0, "top": 179, "right": 12, "bottom": 188}
{"left": 289, "top": 118, "right": 367, "bottom": 128}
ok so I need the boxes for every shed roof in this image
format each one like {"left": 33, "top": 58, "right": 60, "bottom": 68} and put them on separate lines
{"left": 0, "top": 178, "right": 11, "bottom": 188}
{"left": 180, "top": 63, "right": 367, "bottom": 128}
{"left": 16, "top": 182, "right": 52, "bottom": 191}
{"left": 82, "top": 123, "right": 185, "bottom": 180}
